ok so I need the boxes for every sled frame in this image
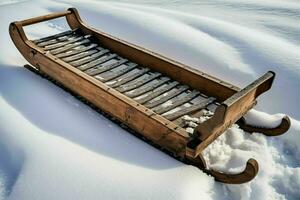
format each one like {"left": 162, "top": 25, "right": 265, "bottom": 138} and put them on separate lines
{"left": 9, "top": 8, "right": 290, "bottom": 184}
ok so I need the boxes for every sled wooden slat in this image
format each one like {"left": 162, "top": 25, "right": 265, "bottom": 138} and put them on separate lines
{"left": 172, "top": 109, "right": 207, "bottom": 127}
{"left": 44, "top": 35, "right": 84, "bottom": 51}
{"left": 36, "top": 34, "right": 77, "bottom": 47}
{"left": 11, "top": 8, "right": 289, "bottom": 184}
{"left": 86, "top": 58, "right": 128, "bottom": 76}
{"left": 125, "top": 77, "right": 171, "bottom": 98}
{"left": 78, "top": 53, "right": 117, "bottom": 71}
{"left": 144, "top": 85, "right": 189, "bottom": 108}
{"left": 51, "top": 38, "right": 90, "bottom": 55}
{"left": 107, "top": 68, "right": 150, "bottom": 88}
{"left": 135, "top": 81, "right": 179, "bottom": 104}
{"left": 34, "top": 29, "right": 75, "bottom": 45}
{"left": 163, "top": 97, "right": 216, "bottom": 120}
{"left": 56, "top": 43, "right": 98, "bottom": 58}
{"left": 69, "top": 49, "right": 109, "bottom": 67}
{"left": 153, "top": 90, "right": 200, "bottom": 114}
{"left": 62, "top": 49, "right": 99, "bottom": 62}
{"left": 100, "top": 63, "right": 138, "bottom": 82}
{"left": 116, "top": 72, "right": 161, "bottom": 93}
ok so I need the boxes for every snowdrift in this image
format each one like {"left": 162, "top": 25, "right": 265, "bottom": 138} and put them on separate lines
{"left": 0, "top": 0, "right": 299, "bottom": 199}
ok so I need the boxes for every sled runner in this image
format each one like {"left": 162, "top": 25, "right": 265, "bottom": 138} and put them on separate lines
{"left": 10, "top": 8, "right": 290, "bottom": 184}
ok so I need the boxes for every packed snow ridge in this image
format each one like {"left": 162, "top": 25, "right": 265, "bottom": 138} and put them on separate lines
{"left": 0, "top": 0, "right": 299, "bottom": 200}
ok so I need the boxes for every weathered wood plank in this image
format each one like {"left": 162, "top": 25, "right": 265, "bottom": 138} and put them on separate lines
{"left": 106, "top": 68, "right": 150, "bottom": 88}
{"left": 163, "top": 97, "right": 216, "bottom": 120}
{"left": 62, "top": 49, "right": 99, "bottom": 62}
{"left": 86, "top": 58, "right": 128, "bottom": 76}
{"left": 36, "top": 34, "right": 77, "bottom": 47}
{"left": 51, "top": 38, "right": 90, "bottom": 55}
{"left": 144, "top": 85, "right": 189, "bottom": 108}
{"left": 96, "top": 62, "right": 138, "bottom": 82}
{"left": 56, "top": 43, "right": 98, "bottom": 58}
{"left": 116, "top": 72, "right": 161, "bottom": 93}
{"left": 152, "top": 90, "right": 200, "bottom": 114}
{"left": 77, "top": 53, "right": 117, "bottom": 71}
{"left": 135, "top": 81, "right": 179, "bottom": 104}
{"left": 69, "top": 49, "right": 109, "bottom": 67}
{"left": 33, "top": 29, "right": 75, "bottom": 45}
{"left": 172, "top": 109, "right": 207, "bottom": 127}
{"left": 43, "top": 35, "right": 84, "bottom": 51}
{"left": 125, "top": 77, "right": 170, "bottom": 98}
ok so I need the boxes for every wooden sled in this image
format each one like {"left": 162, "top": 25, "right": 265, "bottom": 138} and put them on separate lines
{"left": 9, "top": 8, "right": 290, "bottom": 184}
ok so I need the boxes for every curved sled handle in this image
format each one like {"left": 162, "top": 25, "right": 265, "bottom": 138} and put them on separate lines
{"left": 16, "top": 10, "right": 72, "bottom": 27}
{"left": 237, "top": 115, "right": 291, "bottom": 136}
{"left": 10, "top": 9, "right": 77, "bottom": 47}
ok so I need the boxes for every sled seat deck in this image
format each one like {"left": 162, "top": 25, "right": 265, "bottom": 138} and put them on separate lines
{"left": 10, "top": 8, "right": 290, "bottom": 184}
{"left": 33, "top": 29, "right": 219, "bottom": 127}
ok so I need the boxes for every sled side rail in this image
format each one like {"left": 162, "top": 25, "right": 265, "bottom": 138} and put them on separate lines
{"left": 191, "top": 71, "right": 275, "bottom": 156}
{"left": 15, "top": 10, "right": 72, "bottom": 26}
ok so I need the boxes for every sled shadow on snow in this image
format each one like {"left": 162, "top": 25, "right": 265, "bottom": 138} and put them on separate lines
{"left": 0, "top": 64, "right": 184, "bottom": 170}
{"left": 0, "top": 136, "right": 24, "bottom": 198}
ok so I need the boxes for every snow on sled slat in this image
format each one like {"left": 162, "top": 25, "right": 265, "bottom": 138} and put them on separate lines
{"left": 10, "top": 8, "right": 290, "bottom": 184}
{"left": 163, "top": 97, "right": 216, "bottom": 121}
{"left": 172, "top": 108, "right": 207, "bottom": 127}
{"left": 153, "top": 90, "right": 200, "bottom": 114}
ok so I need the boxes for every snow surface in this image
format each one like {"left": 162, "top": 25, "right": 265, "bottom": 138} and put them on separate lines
{"left": 244, "top": 109, "right": 284, "bottom": 128}
{"left": 0, "top": 0, "right": 300, "bottom": 199}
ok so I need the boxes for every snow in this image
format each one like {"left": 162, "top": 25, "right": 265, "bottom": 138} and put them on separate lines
{"left": 0, "top": 0, "right": 300, "bottom": 200}
{"left": 243, "top": 109, "right": 284, "bottom": 128}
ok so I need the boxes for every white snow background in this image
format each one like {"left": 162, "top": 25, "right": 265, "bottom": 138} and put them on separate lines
{"left": 0, "top": 0, "right": 300, "bottom": 199}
